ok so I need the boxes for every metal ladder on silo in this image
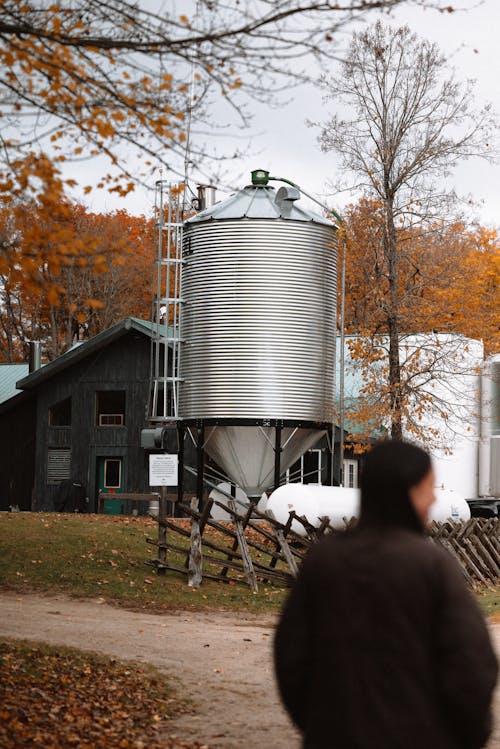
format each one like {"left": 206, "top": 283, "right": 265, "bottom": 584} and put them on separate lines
{"left": 149, "top": 181, "right": 184, "bottom": 423}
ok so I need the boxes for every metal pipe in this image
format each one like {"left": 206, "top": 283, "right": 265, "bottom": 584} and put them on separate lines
{"left": 28, "top": 341, "right": 42, "bottom": 373}
{"left": 267, "top": 174, "right": 346, "bottom": 485}
{"left": 267, "top": 175, "right": 344, "bottom": 226}
{"left": 197, "top": 185, "right": 217, "bottom": 210}
{"left": 339, "top": 235, "right": 346, "bottom": 486}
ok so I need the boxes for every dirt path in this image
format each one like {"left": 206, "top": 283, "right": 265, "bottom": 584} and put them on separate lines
{"left": 0, "top": 593, "right": 498, "bottom": 749}
{"left": 0, "top": 593, "right": 300, "bottom": 748}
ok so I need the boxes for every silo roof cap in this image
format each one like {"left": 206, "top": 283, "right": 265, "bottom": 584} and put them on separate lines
{"left": 185, "top": 184, "right": 335, "bottom": 227}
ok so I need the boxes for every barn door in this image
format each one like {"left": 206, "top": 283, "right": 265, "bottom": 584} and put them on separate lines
{"left": 97, "top": 457, "right": 123, "bottom": 514}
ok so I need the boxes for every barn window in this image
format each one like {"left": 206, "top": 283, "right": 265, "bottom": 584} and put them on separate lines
{"left": 96, "top": 391, "right": 126, "bottom": 426}
{"left": 343, "top": 459, "right": 359, "bottom": 488}
{"left": 302, "top": 449, "right": 322, "bottom": 484}
{"left": 286, "top": 449, "right": 322, "bottom": 484}
{"left": 47, "top": 449, "right": 71, "bottom": 485}
{"left": 104, "top": 458, "right": 122, "bottom": 489}
{"left": 49, "top": 397, "right": 71, "bottom": 426}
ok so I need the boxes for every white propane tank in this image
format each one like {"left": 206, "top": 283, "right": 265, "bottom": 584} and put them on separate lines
{"left": 266, "top": 484, "right": 470, "bottom": 533}
{"left": 266, "top": 485, "right": 360, "bottom": 536}
{"left": 256, "top": 493, "right": 268, "bottom": 514}
{"left": 209, "top": 482, "right": 249, "bottom": 521}
{"left": 208, "top": 483, "right": 269, "bottom": 521}
{"left": 429, "top": 488, "right": 471, "bottom": 523}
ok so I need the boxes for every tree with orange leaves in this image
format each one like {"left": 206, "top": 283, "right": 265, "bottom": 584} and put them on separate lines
{"left": 339, "top": 197, "right": 499, "bottom": 451}
{"left": 63, "top": 208, "right": 154, "bottom": 338}
{"left": 1, "top": 1, "right": 448, "bottom": 312}
{"left": 0, "top": 1, "right": 467, "bottom": 195}
{"left": 0, "top": 154, "right": 107, "bottom": 357}
{"left": 342, "top": 200, "right": 499, "bottom": 347}
{"left": 421, "top": 226, "right": 500, "bottom": 355}
{"left": 0, "top": 191, "right": 153, "bottom": 361}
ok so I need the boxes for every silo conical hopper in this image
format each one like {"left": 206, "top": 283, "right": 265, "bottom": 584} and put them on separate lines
{"left": 179, "top": 175, "right": 337, "bottom": 498}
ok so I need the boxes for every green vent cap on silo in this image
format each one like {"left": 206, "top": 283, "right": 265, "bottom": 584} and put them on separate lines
{"left": 251, "top": 169, "right": 270, "bottom": 186}
{"left": 252, "top": 168, "right": 344, "bottom": 226}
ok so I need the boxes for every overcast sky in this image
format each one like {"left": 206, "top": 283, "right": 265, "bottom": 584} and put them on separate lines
{"left": 75, "top": 0, "right": 500, "bottom": 227}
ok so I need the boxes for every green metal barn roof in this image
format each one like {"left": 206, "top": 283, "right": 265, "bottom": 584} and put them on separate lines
{"left": 0, "top": 364, "right": 29, "bottom": 405}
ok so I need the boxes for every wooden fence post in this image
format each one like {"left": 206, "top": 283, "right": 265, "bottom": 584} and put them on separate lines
{"left": 188, "top": 497, "right": 203, "bottom": 587}
{"left": 227, "top": 498, "right": 258, "bottom": 593}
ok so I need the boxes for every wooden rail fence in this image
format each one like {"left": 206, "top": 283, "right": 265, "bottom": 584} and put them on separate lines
{"left": 146, "top": 498, "right": 499, "bottom": 591}
{"left": 428, "top": 518, "right": 499, "bottom": 589}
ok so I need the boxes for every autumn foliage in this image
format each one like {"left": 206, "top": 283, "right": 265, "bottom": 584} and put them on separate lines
{"left": 0, "top": 170, "right": 153, "bottom": 361}
{"left": 422, "top": 226, "right": 500, "bottom": 354}
{"left": 338, "top": 198, "right": 499, "bottom": 448}
{"left": 342, "top": 199, "right": 499, "bottom": 353}
{"left": 0, "top": 2, "right": 190, "bottom": 196}
{"left": 0, "top": 0, "right": 425, "bottom": 199}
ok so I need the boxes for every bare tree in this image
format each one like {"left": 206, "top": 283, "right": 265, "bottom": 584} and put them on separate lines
{"left": 317, "top": 21, "right": 496, "bottom": 440}
{"left": 0, "top": 1, "right": 468, "bottom": 195}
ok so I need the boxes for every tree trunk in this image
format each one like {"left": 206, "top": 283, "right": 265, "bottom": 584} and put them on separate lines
{"left": 49, "top": 306, "right": 59, "bottom": 360}
{"left": 384, "top": 200, "right": 403, "bottom": 441}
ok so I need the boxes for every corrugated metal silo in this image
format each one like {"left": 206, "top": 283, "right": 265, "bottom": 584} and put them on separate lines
{"left": 179, "top": 177, "right": 337, "bottom": 498}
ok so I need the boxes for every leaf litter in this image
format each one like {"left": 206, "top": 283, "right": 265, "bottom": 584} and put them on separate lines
{"left": 0, "top": 640, "right": 209, "bottom": 748}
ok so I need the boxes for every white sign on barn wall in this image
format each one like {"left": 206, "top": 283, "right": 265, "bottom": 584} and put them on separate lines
{"left": 149, "top": 454, "right": 178, "bottom": 487}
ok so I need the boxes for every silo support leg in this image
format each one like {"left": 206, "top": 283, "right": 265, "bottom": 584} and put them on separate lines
{"left": 157, "top": 486, "right": 168, "bottom": 576}
{"left": 274, "top": 426, "right": 282, "bottom": 492}
{"left": 196, "top": 424, "right": 205, "bottom": 513}
{"left": 177, "top": 425, "right": 185, "bottom": 507}
{"left": 189, "top": 425, "right": 205, "bottom": 587}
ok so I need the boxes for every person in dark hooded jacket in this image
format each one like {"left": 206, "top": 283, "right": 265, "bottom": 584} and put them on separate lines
{"left": 274, "top": 440, "right": 498, "bottom": 749}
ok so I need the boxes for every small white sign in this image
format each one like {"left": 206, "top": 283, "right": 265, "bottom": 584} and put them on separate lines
{"left": 149, "top": 454, "right": 178, "bottom": 487}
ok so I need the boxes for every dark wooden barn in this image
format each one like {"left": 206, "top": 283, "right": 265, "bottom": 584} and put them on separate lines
{"left": 3, "top": 318, "right": 198, "bottom": 513}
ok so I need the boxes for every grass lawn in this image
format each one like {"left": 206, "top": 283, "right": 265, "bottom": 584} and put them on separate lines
{"left": 478, "top": 587, "right": 500, "bottom": 621}
{"left": 0, "top": 513, "right": 288, "bottom": 613}
{"left": 0, "top": 512, "right": 497, "bottom": 618}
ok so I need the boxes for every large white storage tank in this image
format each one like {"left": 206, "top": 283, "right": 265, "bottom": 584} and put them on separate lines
{"left": 479, "top": 353, "right": 500, "bottom": 498}
{"left": 266, "top": 484, "right": 360, "bottom": 534}
{"left": 179, "top": 172, "right": 338, "bottom": 498}
{"left": 338, "top": 333, "right": 486, "bottom": 500}
{"left": 266, "top": 483, "right": 470, "bottom": 536}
